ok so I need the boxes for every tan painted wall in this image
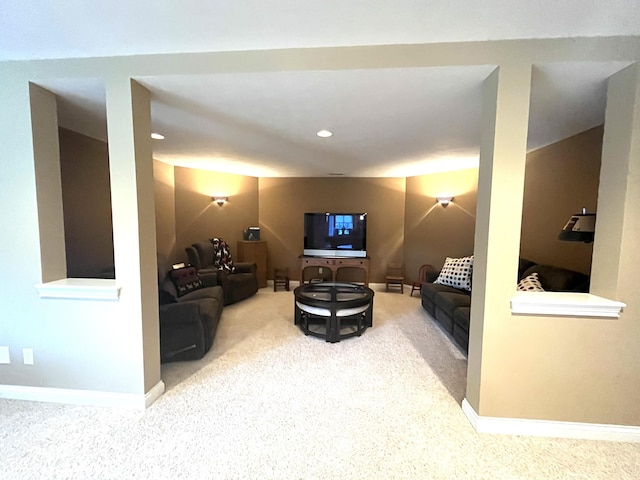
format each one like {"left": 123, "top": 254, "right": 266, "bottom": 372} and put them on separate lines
{"left": 259, "top": 177, "right": 405, "bottom": 283}
{"left": 520, "top": 126, "right": 603, "bottom": 274}
{"left": 173, "top": 167, "right": 259, "bottom": 265}
{"left": 59, "top": 127, "right": 114, "bottom": 278}
{"left": 153, "top": 160, "right": 176, "bottom": 260}
{"left": 404, "top": 168, "right": 478, "bottom": 282}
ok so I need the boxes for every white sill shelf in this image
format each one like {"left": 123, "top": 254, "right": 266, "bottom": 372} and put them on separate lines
{"left": 35, "top": 278, "right": 121, "bottom": 301}
{"left": 510, "top": 291, "right": 625, "bottom": 318}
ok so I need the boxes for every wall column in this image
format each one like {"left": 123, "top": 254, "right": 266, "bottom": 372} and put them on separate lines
{"left": 591, "top": 63, "right": 640, "bottom": 301}
{"left": 466, "top": 64, "right": 532, "bottom": 414}
{"left": 105, "top": 77, "right": 162, "bottom": 395}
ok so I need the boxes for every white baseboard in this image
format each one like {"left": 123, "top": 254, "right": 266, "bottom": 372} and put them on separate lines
{"left": 0, "top": 380, "right": 165, "bottom": 410}
{"left": 462, "top": 398, "right": 640, "bottom": 443}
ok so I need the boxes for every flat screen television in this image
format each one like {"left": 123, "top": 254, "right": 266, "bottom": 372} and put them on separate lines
{"left": 303, "top": 212, "right": 367, "bottom": 258}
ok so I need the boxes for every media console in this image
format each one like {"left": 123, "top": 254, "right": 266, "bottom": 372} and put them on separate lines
{"left": 299, "top": 255, "right": 370, "bottom": 286}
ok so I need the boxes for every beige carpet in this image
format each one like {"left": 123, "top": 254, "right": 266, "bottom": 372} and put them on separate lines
{"left": 2, "top": 285, "right": 639, "bottom": 479}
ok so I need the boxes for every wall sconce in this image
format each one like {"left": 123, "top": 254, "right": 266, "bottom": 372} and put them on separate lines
{"left": 558, "top": 208, "right": 595, "bottom": 243}
{"left": 436, "top": 195, "right": 454, "bottom": 206}
{"left": 212, "top": 196, "right": 228, "bottom": 207}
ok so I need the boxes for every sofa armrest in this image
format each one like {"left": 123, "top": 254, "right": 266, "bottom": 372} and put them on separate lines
{"left": 234, "top": 262, "right": 257, "bottom": 275}
{"left": 197, "top": 269, "right": 219, "bottom": 288}
{"left": 159, "top": 301, "right": 203, "bottom": 326}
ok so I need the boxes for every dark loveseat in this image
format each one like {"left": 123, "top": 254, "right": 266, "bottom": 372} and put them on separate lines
{"left": 420, "top": 259, "right": 590, "bottom": 354}
{"left": 158, "top": 258, "right": 224, "bottom": 362}
{"left": 186, "top": 240, "right": 259, "bottom": 306}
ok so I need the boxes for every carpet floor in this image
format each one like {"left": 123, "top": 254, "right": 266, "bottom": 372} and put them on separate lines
{"left": 1, "top": 285, "right": 639, "bottom": 479}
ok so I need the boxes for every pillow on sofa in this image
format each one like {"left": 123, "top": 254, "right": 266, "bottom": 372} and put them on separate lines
{"left": 517, "top": 272, "right": 544, "bottom": 292}
{"left": 434, "top": 256, "right": 474, "bottom": 291}
{"left": 169, "top": 266, "right": 204, "bottom": 297}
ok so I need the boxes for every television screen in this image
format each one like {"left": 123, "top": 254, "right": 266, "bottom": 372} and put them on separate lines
{"left": 303, "top": 212, "right": 367, "bottom": 258}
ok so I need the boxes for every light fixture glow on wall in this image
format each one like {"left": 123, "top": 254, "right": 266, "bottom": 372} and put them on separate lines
{"left": 151, "top": 132, "right": 165, "bottom": 140}
{"left": 436, "top": 195, "right": 454, "bottom": 206}
{"left": 317, "top": 130, "right": 333, "bottom": 138}
{"left": 213, "top": 196, "right": 228, "bottom": 207}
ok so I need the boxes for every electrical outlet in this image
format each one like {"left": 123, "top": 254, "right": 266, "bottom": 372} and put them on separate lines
{"left": 319, "top": 267, "right": 323, "bottom": 274}
{"left": 23, "top": 348, "right": 34, "bottom": 365}
{"left": 0, "top": 346, "right": 10, "bottom": 364}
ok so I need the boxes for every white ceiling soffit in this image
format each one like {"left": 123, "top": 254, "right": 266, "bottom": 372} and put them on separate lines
{"left": 137, "top": 66, "right": 496, "bottom": 177}
{"left": 1, "top": 1, "right": 639, "bottom": 61}
{"left": 45, "top": 62, "right": 629, "bottom": 178}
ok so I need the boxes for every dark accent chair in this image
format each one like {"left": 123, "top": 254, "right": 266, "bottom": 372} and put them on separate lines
{"left": 157, "top": 256, "right": 224, "bottom": 363}
{"left": 185, "top": 241, "right": 259, "bottom": 306}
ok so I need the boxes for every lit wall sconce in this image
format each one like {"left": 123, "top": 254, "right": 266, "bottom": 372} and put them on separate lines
{"left": 436, "top": 194, "right": 454, "bottom": 206}
{"left": 558, "top": 208, "right": 595, "bottom": 243}
{"left": 212, "top": 196, "right": 228, "bottom": 207}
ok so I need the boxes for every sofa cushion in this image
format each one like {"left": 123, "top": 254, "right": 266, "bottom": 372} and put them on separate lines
{"left": 517, "top": 272, "right": 545, "bottom": 292}
{"left": 434, "top": 292, "right": 472, "bottom": 318}
{"left": 421, "top": 282, "right": 469, "bottom": 300}
{"left": 434, "top": 255, "right": 474, "bottom": 291}
{"left": 169, "top": 266, "right": 204, "bottom": 298}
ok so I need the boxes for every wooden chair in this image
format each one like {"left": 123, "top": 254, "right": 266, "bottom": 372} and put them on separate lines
{"left": 273, "top": 267, "right": 290, "bottom": 292}
{"left": 385, "top": 263, "right": 405, "bottom": 293}
{"left": 410, "top": 264, "right": 435, "bottom": 297}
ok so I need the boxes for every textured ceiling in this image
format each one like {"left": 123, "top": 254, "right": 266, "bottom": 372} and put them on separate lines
{"left": 2, "top": 1, "right": 639, "bottom": 176}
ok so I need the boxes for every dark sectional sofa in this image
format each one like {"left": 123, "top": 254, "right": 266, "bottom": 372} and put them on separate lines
{"left": 420, "top": 259, "right": 590, "bottom": 354}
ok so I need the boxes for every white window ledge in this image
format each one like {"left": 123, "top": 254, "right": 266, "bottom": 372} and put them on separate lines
{"left": 35, "top": 278, "right": 121, "bottom": 301}
{"left": 511, "top": 291, "right": 625, "bottom": 318}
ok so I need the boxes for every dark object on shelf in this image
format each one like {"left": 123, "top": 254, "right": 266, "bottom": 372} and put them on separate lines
{"left": 243, "top": 226, "right": 261, "bottom": 241}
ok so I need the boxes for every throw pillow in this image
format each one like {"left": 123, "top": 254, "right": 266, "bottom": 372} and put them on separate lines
{"left": 169, "top": 266, "right": 204, "bottom": 297}
{"left": 434, "top": 256, "right": 474, "bottom": 291}
{"left": 517, "top": 272, "right": 545, "bottom": 292}
{"left": 210, "top": 237, "right": 236, "bottom": 273}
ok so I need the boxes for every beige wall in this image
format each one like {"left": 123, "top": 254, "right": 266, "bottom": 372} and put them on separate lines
{"left": 173, "top": 167, "right": 259, "bottom": 265}
{"left": 520, "top": 126, "right": 603, "bottom": 274}
{"left": 404, "top": 168, "right": 479, "bottom": 282}
{"left": 58, "top": 122, "right": 601, "bottom": 286}
{"left": 153, "top": 160, "right": 176, "bottom": 260}
{"left": 259, "top": 177, "right": 406, "bottom": 283}
{"left": 159, "top": 127, "right": 601, "bottom": 285}
{"left": 59, "top": 127, "right": 114, "bottom": 277}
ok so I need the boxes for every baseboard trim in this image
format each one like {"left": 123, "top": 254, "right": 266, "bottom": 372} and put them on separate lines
{"left": 0, "top": 380, "right": 165, "bottom": 410}
{"left": 462, "top": 398, "right": 640, "bottom": 443}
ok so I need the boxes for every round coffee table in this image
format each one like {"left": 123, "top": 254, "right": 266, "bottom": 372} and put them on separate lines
{"left": 294, "top": 282, "right": 374, "bottom": 343}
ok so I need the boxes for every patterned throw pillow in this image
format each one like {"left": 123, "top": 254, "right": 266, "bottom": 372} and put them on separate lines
{"left": 169, "top": 266, "right": 204, "bottom": 297}
{"left": 210, "top": 237, "right": 236, "bottom": 273}
{"left": 517, "top": 272, "right": 545, "bottom": 292}
{"left": 434, "top": 256, "right": 474, "bottom": 291}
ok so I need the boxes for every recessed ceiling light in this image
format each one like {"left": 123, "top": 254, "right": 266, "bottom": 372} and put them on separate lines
{"left": 151, "top": 132, "right": 165, "bottom": 140}
{"left": 316, "top": 130, "right": 332, "bottom": 138}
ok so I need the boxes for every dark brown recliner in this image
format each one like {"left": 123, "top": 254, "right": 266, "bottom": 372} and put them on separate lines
{"left": 185, "top": 240, "right": 258, "bottom": 306}
{"left": 157, "top": 256, "right": 224, "bottom": 363}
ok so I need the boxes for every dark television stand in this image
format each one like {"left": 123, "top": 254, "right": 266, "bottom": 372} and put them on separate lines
{"left": 299, "top": 255, "right": 370, "bottom": 286}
